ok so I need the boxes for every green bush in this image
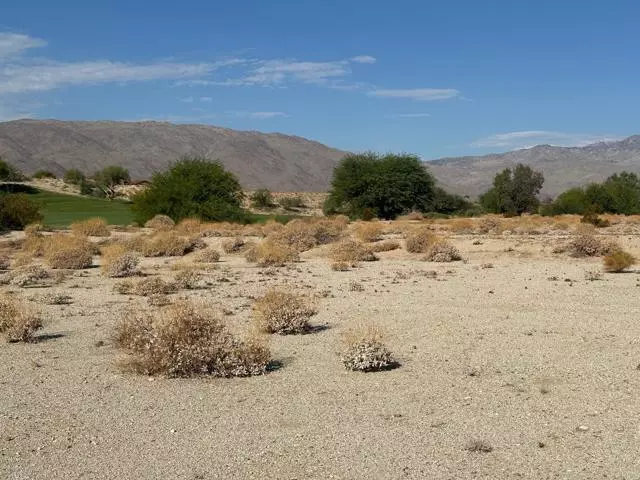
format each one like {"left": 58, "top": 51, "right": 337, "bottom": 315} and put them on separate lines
{"left": 279, "top": 195, "right": 305, "bottom": 210}
{"left": 323, "top": 152, "right": 436, "bottom": 220}
{"left": 480, "top": 164, "right": 544, "bottom": 216}
{"left": 0, "top": 158, "right": 25, "bottom": 181}
{"left": 92, "top": 166, "right": 130, "bottom": 199}
{"left": 250, "top": 189, "right": 274, "bottom": 209}
{"left": 32, "top": 170, "right": 56, "bottom": 179}
{"left": 0, "top": 194, "right": 42, "bottom": 230}
{"left": 131, "top": 157, "right": 246, "bottom": 224}
{"left": 63, "top": 168, "right": 86, "bottom": 185}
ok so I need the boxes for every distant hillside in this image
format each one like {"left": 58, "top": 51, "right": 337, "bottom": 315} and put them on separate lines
{"left": 0, "top": 119, "right": 346, "bottom": 192}
{"left": 427, "top": 135, "right": 640, "bottom": 198}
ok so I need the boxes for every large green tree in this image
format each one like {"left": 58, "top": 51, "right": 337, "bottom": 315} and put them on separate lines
{"left": 323, "top": 152, "right": 436, "bottom": 220}
{"left": 131, "top": 157, "right": 245, "bottom": 224}
{"left": 479, "top": 164, "right": 544, "bottom": 215}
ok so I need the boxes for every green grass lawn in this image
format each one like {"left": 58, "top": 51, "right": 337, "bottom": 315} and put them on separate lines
{"left": 33, "top": 190, "right": 135, "bottom": 228}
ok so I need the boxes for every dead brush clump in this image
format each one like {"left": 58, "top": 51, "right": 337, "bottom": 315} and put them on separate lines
{"left": 341, "top": 323, "right": 396, "bottom": 372}
{"left": 0, "top": 255, "right": 10, "bottom": 270}
{"left": 173, "top": 269, "right": 203, "bottom": 289}
{"left": 603, "top": 250, "right": 636, "bottom": 272}
{"left": 570, "top": 235, "right": 619, "bottom": 257}
{"left": 405, "top": 227, "right": 438, "bottom": 253}
{"left": 114, "top": 277, "right": 178, "bottom": 296}
{"left": 147, "top": 293, "right": 172, "bottom": 307}
{"left": 261, "top": 220, "right": 284, "bottom": 237}
{"left": 114, "top": 299, "right": 271, "bottom": 377}
{"left": 266, "top": 218, "right": 346, "bottom": 253}
{"left": 476, "top": 217, "right": 502, "bottom": 234}
{"left": 144, "top": 214, "right": 175, "bottom": 230}
{"left": 139, "top": 232, "right": 194, "bottom": 257}
{"left": 331, "top": 261, "right": 351, "bottom": 271}
{"left": 44, "top": 235, "right": 93, "bottom": 269}
{"left": 0, "top": 295, "right": 43, "bottom": 342}
{"left": 253, "top": 289, "right": 317, "bottom": 334}
{"left": 199, "top": 222, "right": 244, "bottom": 238}
{"left": 425, "top": 240, "right": 462, "bottom": 262}
{"left": 354, "top": 222, "right": 384, "bottom": 243}
{"left": 0, "top": 264, "right": 54, "bottom": 288}
{"left": 223, "top": 237, "right": 247, "bottom": 254}
{"left": 447, "top": 218, "right": 475, "bottom": 234}
{"left": 245, "top": 240, "right": 299, "bottom": 267}
{"left": 329, "top": 239, "right": 377, "bottom": 264}
{"left": 369, "top": 240, "right": 401, "bottom": 253}
{"left": 194, "top": 248, "right": 221, "bottom": 263}
{"left": 174, "top": 218, "right": 204, "bottom": 236}
{"left": 100, "top": 244, "right": 140, "bottom": 277}
{"left": 70, "top": 217, "right": 110, "bottom": 237}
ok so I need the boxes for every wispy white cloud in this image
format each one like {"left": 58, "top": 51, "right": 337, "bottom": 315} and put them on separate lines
{"left": 471, "top": 130, "right": 623, "bottom": 149}
{"left": 386, "top": 112, "right": 432, "bottom": 118}
{"left": 179, "top": 96, "right": 194, "bottom": 103}
{"left": 0, "top": 32, "right": 47, "bottom": 57}
{"left": 369, "top": 88, "right": 460, "bottom": 101}
{"left": 231, "top": 111, "right": 289, "bottom": 119}
{"left": 200, "top": 96, "right": 213, "bottom": 102}
{"left": 350, "top": 55, "right": 377, "bottom": 64}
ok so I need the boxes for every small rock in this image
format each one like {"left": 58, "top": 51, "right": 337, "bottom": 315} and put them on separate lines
{"left": 577, "top": 425, "right": 589, "bottom": 432}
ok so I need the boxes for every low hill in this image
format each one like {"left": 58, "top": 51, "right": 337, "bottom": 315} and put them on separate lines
{"left": 0, "top": 119, "right": 346, "bottom": 192}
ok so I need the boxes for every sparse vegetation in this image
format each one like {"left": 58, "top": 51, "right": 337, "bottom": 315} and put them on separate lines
{"left": 250, "top": 189, "right": 275, "bottom": 209}
{"left": 369, "top": 240, "right": 401, "bottom": 252}
{"left": 44, "top": 234, "right": 94, "bottom": 269}
{"left": 329, "top": 239, "right": 377, "bottom": 264}
{"left": 0, "top": 295, "right": 43, "bottom": 342}
{"left": 101, "top": 244, "right": 140, "bottom": 277}
{"left": 405, "top": 227, "right": 438, "bottom": 253}
{"left": 194, "top": 248, "right": 221, "bottom": 263}
{"left": 245, "top": 240, "right": 299, "bottom": 267}
{"left": 63, "top": 168, "right": 86, "bottom": 186}
{"left": 0, "top": 193, "right": 42, "bottom": 230}
{"left": 32, "top": 170, "right": 57, "bottom": 179}
{"left": 354, "top": 222, "right": 384, "bottom": 242}
{"left": 253, "top": 289, "right": 317, "bottom": 334}
{"left": 114, "top": 299, "right": 270, "bottom": 377}
{"left": 71, "top": 217, "right": 110, "bottom": 237}
{"left": 603, "top": 250, "right": 636, "bottom": 272}
{"left": 570, "top": 235, "right": 618, "bottom": 257}
{"left": 144, "top": 214, "right": 175, "bottom": 230}
{"left": 425, "top": 241, "right": 462, "bottom": 262}
{"left": 139, "top": 232, "right": 194, "bottom": 257}
{"left": 114, "top": 277, "right": 178, "bottom": 296}
{"left": 341, "top": 323, "right": 396, "bottom": 372}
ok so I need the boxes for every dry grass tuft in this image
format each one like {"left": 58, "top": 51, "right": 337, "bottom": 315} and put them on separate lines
{"left": 140, "top": 232, "right": 194, "bottom": 257}
{"left": 144, "top": 214, "right": 175, "bottom": 230}
{"left": 147, "top": 293, "right": 172, "bottom": 307}
{"left": 603, "top": 250, "right": 636, "bottom": 272}
{"left": 425, "top": 241, "right": 462, "bottom": 262}
{"left": 173, "top": 269, "right": 202, "bottom": 289}
{"left": 70, "top": 217, "right": 110, "bottom": 237}
{"left": 0, "top": 255, "right": 10, "bottom": 270}
{"left": 331, "top": 261, "right": 351, "bottom": 271}
{"left": 570, "top": 235, "right": 619, "bottom": 257}
{"left": 354, "top": 222, "right": 384, "bottom": 243}
{"left": 341, "top": 323, "right": 396, "bottom": 372}
{"left": 369, "top": 240, "right": 401, "bottom": 253}
{"left": 465, "top": 439, "right": 494, "bottom": 453}
{"left": 329, "top": 239, "right": 377, "bottom": 264}
{"left": 114, "top": 277, "right": 178, "bottom": 296}
{"left": 405, "top": 227, "right": 438, "bottom": 253}
{"left": 175, "top": 218, "right": 204, "bottom": 236}
{"left": 223, "top": 237, "right": 247, "bottom": 253}
{"left": 114, "top": 299, "right": 271, "bottom": 377}
{"left": 0, "top": 264, "right": 54, "bottom": 287}
{"left": 245, "top": 240, "right": 299, "bottom": 267}
{"left": 253, "top": 289, "right": 317, "bottom": 334}
{"left": 476, "top": 217, "right": 502, "bottom": 234}
{"left": 0, "top": 295, "right": 43, "bottom": 342}
{"left": 266, "top": 218, "right": 346, "bottom": 253}
{"left": 101, "top": 244, "right": 140, "bottom": 277}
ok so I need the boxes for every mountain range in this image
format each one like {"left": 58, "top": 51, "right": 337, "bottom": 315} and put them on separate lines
{"left": 0, "top": 119, "right": 639, "bottom": 197}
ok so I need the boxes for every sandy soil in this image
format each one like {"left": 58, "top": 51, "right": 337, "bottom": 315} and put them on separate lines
{"left": 1, "top": 228, "right": 640, "bottom": 479}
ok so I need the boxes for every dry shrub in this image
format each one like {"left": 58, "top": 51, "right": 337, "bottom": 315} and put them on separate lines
{"left": 0, "top": 295, "right": 43, "bottom": 342}
{"left": 341, "top": 323, "right": 396, "bottom": 372}
{"left": 194, "top": 248, "right": 221, "bottom": 263}
{"left": 267, "top": 219, "right": 346, "bottom": 253}
{"left": 144, "top": 214, "right": 175, "bottom": 230}
{"left": 399, "top": 211, "right": 424, "bottom": 221}
{"left": 261, "top": 220, "right": 284, "bottom": 237}
{"left": 147, "top": 293, "right": 172, "bottom": 307}
{"left": 41, "top": 293, "right": 72, "bottom": 305}
{"left": 329, "top": 239, "right": 377, "bottom": 264}
{"left": 22, "top": 233, "right": 47, "bottom": 257}
{"left": 200, "top": 222, "right": 244, "bottom": 238}
{"left": 114, "top": 277, "right": 178, "bottom": 296}
{"left": 245, "top": 240, "right": 299, "bottom": 267}
{"left": 173, "top": 269, "right": 202, "bottom": 289}
{"left": 370, "top": 240, "right": 401, "bottom": 253}
{"left": 140, "top": 232, "right": 193, "bottom": 257}
{"left": 447, "top": 218, "right": 474, "bottom": 234}
{"left": 101, "top": 244, "right": 140, "bottom": 277}
{"left": 0, "top": 264, "right": 53, "bottom": 287}
{"left": 331, "top": 261, "right": 351, "bottom": 271}
{"left": 114, "top": 299, "right": 270, "bottom": 377}
{"left": 405, "top": 227, "right": 438, "bottom": 253}
{"left": 44, "top": 235, "right": 93, "bottom": 269}
{"left": 253, "top": 289, "right": 317, "bottom": 334}
{"left": 0, "top": 255, "right": 9, "bottom": 270}
{"left": 354, "top": 222, "right": 384, "bottom": 242}
{"left": 476, "top": 217, "right": 502, "bottom": 234}
{"left": 12, "top": 253, "right": 33, "bottom": 268}
{"left": 223, "top": 237, "right": 247, "bottom": 253}
{"left": 570, "top": 235, "right": 618, "bottom": 257}
{"left": 425, "top": 241, "right": 462, "bottom": 262}
{"left": 603, "top": 250, "right": 636, "bottom": 272}
{"left": 71, "top": 218, "right": 110, "bottom": 237}
{"left": 24, "top": 223, "right": 45, "bottom": 237}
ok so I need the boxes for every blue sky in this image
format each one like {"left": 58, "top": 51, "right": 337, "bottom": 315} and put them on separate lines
{"left": 1, "top": 0, "right": 639, "bottom": 159}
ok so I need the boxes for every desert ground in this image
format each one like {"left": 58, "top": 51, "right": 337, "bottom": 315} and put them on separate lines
{"left": 1, "top": 215, "right": 640, "bottom": 479}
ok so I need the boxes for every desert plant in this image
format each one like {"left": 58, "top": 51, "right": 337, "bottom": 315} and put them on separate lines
{"left": 0, "top": 255, "right": 9, "bottom": 270}
{"left": 114, "top": 277, "right": 178, "bottom": 296}
{"left": 44, "top": 235, "right": 93, "bottom": 269}
{"left": 0, "top": 295, "right": 43, "bottom": 342}
{"left": 405, "top": 227, "right": 438, "bottom": 253}
{"left": 101, "top": 244, "right": 140, "bottom": 277}
{"left": 581, "top": 212, "right": 611, "bottom": 228}
{"left": 173, "top": 269, "right": 202, "bottom": 289}
{"left": 0, "top": 158, "right": 26, "bottom": 181}
{"left": 63, "top": 168, "right": 86, "bottom": 185}
{"left": 194, "top": 248, "right": 221, "bottom": 263}
{"left": 144, "top": 214, "right": 175, "bottom": 230}
{"left": 140, "top": 232, "right": 193, "bottom": 257}
{"left": 32, "top": 170, "right": 56, "bottom": 179}
{"left": 425, "top": 241, "right": 462, "bottom": 262}
{"left": 250, "top": 189, "right": 274, "bottom": 209}
{"left": 603, "top": 250, "right": 636, "bottom": 272}
{"left": 0, "top": 265, "right": 53, "bottom": 287}
{"left": 245, "top": 240, "right": 299, "bottom": 267}
{"left": 0, "top": 194, "right": 42, "bottom": 230}
{"left": 570, "top": 235, "right": 618, "bottom": 257}
{"left": 92, "top": 165, "right": 130, "bottom": 199}
{"left": 71, "top": 217, "right": 110, "bottom": 237}
{"left": 370, "top": 240, "right": 401, "bottom": 253}
{"left": 278, "top": 195, "right": 305, "bottom": 210}
{"left": 329, "top": 239, "right": 377, "bottom": 264}
{"left": 331, "top": 261, "right": 351, "bottom": 271}
{"left": 223, "top": 237, "right": 246, "bottom": 253}
{"left": 253, "top": 289, "right": 317, "bottom": 334}
{"left": 114, "top": 299, "right": 270, "bottom": 377}
{"left": 341, "top": 323, "right": 396, "bottom": 372}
